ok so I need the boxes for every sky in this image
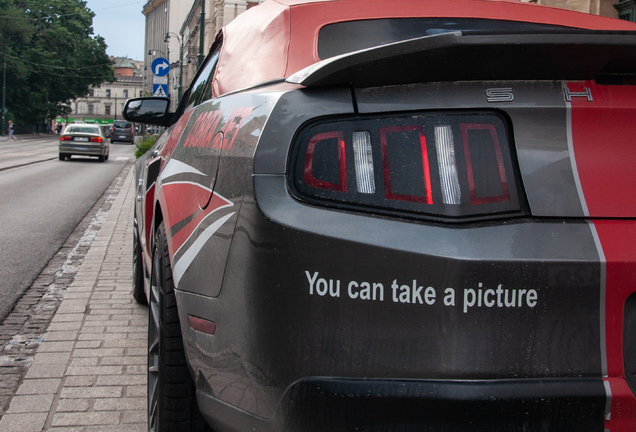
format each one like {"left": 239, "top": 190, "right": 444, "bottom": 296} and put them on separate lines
{"left": 84, "top": 0, "right": 147, "bottom": 61}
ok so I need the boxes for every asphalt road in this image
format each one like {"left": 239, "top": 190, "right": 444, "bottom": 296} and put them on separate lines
{"left": 0, "top": 135, "right": 136, "bottom": 321}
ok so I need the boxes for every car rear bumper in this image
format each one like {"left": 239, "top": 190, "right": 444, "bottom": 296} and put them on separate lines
{"left": 198, "top": 377, "right": 605, "bottom": 432}
{"left": 59, "top": 144, "right": 106, "bottom": 156}
{"left": 111, "top": 132, "right": 133, "bottom": 141}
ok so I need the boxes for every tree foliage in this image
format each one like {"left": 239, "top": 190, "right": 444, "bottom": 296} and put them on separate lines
{"left": 0, "top": 0, "right": 114, "bottom": 127}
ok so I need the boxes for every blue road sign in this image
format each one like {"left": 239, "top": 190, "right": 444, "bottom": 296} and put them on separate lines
{"left": 151, "top": 57, "right": 170, "bottom": 77}
{"left": 153, "top": 84, "right": 168, "bottom": 97}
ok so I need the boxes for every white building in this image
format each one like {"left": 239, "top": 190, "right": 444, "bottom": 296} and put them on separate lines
{"left": 58, "top": 58, "right": 144, "bottom": 126}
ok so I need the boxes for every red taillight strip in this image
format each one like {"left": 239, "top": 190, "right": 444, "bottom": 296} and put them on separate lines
{"left": 90, "top": 136, "right": 103, "bottom": 143}
{"left": 304, "top": 131, "right": 347, "bottom": 193}
{"left": 380, "top": 125, "right": 432, "bottom": 204}
{"left": 188, "top": 315, "right": 216, "bottom": 335}
{"left": 60, "top": 135, "right": 72, "bottom": 141}
{"left": 460, "top": 123, "right": 509, "bottom": 205}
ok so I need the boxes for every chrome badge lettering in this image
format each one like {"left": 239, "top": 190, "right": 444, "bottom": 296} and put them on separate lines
{"left": 563, "top": 87, "right": 593, "bottom": 102}
{"left": 486, "top": 88, "right": 514, "bottom": 103}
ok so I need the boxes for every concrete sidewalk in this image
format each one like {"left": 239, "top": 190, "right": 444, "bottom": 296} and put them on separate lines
{"left": 0, "top": 166, "right": 147, "bottom": 431}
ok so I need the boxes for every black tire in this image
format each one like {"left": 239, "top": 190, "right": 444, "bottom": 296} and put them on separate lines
{"left": 148, "top": 222, "right": 212, "bottom": 432}
{"left": 98, "top": 155, "right": 105, "bottom": 162}
{"left": 59, "top": 153, "right": 65, "bottom": 161}
{"left": 105, "top": 153, "right": 109, "bottom": 161}
{"left": 132, "top": 227, "right": 147, "bottom": 305}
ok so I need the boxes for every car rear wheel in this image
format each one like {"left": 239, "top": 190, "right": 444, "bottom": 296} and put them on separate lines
{"left": 148, "top": 222, "right": 211, "bottom": 432}
{"left": 59, "top": 153, "right": 65, "bottom": 161}
{"left": 98, "top": 155, "right": 104, "bottom": 162}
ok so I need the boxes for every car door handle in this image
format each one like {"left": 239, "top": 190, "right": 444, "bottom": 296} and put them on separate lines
{"left": 137, "top": 179, "right": 144, "bottom": 202}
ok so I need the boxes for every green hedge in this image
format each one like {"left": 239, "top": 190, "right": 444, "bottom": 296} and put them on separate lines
{"left": 135, "top": 135, "right": 158, "bottom": 159}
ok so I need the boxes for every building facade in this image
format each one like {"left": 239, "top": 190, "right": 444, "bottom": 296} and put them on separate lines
{"left": 524, "top": 0, "right": 636, "bottom": 20}
{"left": 526, "top": 0, "right": 618, "bottom": 18}
{"left": 58, "top": 58, "right": 144, "bottom": 126}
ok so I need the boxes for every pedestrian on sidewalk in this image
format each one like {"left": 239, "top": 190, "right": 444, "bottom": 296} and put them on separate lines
{"left": 8, "top": 120, "right": 16, "bottom": 140}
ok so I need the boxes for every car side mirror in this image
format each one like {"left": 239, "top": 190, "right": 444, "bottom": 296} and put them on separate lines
{"left": 123, "top": 97, "right": 171, "bottom": 126}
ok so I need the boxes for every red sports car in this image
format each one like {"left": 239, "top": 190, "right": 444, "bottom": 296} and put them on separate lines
{"left": 124, "top": 1, "right": 636, "bottom": 431}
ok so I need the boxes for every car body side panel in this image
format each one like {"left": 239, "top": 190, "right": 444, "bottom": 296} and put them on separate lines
{"left": 157, "top": 92, "right": 283, "bottom": 298}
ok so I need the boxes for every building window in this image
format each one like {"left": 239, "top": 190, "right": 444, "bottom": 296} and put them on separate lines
{"left": 88, "top": 104, "right": 94, "bottom": 115}
{"left": 88, "top": 89, "right": 94, "bottom": 97}
{"left": 616, "top": 0, "right": 636, "bottom": 21}
{"left": 123, "top": 89, "right": 128, "bottom": 98}
{"left": 105, "top": 105, "right": 111, "bottom": 116}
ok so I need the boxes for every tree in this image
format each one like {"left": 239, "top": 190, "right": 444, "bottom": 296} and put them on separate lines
{"left": 0, "top": 0, "right": 114, "bottom": 129}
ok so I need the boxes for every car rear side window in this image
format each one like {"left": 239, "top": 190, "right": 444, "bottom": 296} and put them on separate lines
{"left": 318, "top": 18, "right": 573, "bottom": 59}
{"left": 184, "top": 47, "right": 221, "bottom": 111}
{"left": 67, "top": 126, "right": 100, "bottom": 134}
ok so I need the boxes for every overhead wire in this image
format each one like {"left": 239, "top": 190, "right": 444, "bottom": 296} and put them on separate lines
{"left": 1, "top": 53, "right": 113, "bottom": 79}
{"left": 2, "top": 52, "right": 112, "bottom": 71}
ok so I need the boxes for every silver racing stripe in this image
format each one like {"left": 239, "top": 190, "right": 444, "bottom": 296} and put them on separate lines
{"left": 563, "top": 81, "right": 590, "bottom": 217}
{"left": 173, "top": 212, "right": 236, "bottom": 287}
{"left": 589, "top": 221, "right": 610, "bottom": 420}
{"left": 603, "top": 379, "right": 612, "bottom": 421}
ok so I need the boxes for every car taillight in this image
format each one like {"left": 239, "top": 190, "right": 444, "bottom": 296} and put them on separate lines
{"left": 90, "top": 137, "right": 103, "bottom": 143}
{"left": 290, "top": 111, "right": 524, "bottom": 221}
{"left": 60, "top": 135, "right": 72, "bottom": 141}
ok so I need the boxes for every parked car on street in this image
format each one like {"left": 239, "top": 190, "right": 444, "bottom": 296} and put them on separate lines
{"left": 110, "top": 120, "right": 134, "bottom": 143}
{"left": 58, "top": 124, "right": 109, "bottom": 162}
{"left": 125, "top": 1, "right": 636, "bottom": 431}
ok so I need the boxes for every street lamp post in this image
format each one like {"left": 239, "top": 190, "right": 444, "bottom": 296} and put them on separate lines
{"left": 198, "top": 0, "right": 205, "bottom": 68}
{"left": 2, "top": 38, "right": 6, "bottom": 137}
{"left": 164, "top": 32, "right": 184, "bottom": 104}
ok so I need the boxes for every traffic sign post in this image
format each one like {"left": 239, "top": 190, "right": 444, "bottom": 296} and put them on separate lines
{"left": 151, "top": 57, "right": 170, "bottom": 98}
{"left": 153, "top": 84, "right": 168, "bottom": 97}
{"left": 151, "top": 57, "right": 170, "bottom": 77}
